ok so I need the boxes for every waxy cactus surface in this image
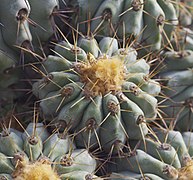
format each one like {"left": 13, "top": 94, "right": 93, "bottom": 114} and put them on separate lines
{"left": 0, "top": 0, "right": 193, "bottom": 179}
{"left": 33, "top": 36, "right": 161, "bottom": 154}
{"left": 66, "top": 0, "right": 179, "bottom": 53}
{"left": 108, "top": 128, "right": 193, "bottom": 180}
{"left": 159, "top": 49, "right": 193, "bottom": 132}
{"left": 0, "top": 122, "right": 99, "bottom": 180}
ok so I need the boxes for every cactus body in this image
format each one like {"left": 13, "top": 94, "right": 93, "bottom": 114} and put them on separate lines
{"left": 33, "top": 37, "right": 160, "bottom": 154}
{"left": 0, "top": 122, "right": 98, "bottom": 179}
{"left": 66, "top": 0, "right": 178, "bottom": 53}
{"left": 28, "top": 0, "right": 59, "bottom": 44}
{"left": 108, "top": 128, "right": 193, "bottom": 180}
{"left": 0, "top": 0, "right": 32, "bottom": 50}
{"left": 159, "top": 50, "right": 193, "bottom": 131}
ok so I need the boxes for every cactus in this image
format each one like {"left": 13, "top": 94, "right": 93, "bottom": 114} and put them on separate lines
{"left": 0, "top": 0, "right": 65, "bottom": 57}
{"left": 0, "top": 20, "right": 22, "bottom": 118}
{"left": 0, "top": 1, "right": 193, "bottom": 179}
{"left": 171, "top": 27, "right": 193, "bottom": 51}
{"left": 158, "top": 49, "right": 193, "bottom": 132}
{"left": 32, "top": 36, "right": 160, "bottom": 154}
{"left": 0, "top": 0, "right": 60, "bottom": 92}
{"left": 177, "top": 0, "right": 193, "bottom": 27}
{"left": 0, "top": 32, "right": 20, "bottom": 89}
{"left": 65, "top": 0, "right": 178, "bottom": 53}
{"left": 107, "top": 128, "right": 193, "bottom": 180}
{"left": 110, "top": 171, "right": 165, "bottom": 180}
{"left": 0, "top": 0, "right": 32, "bottom": 51}
{"left": 27, "top": 0, "right": 59, "bottom": 45}
{"left": 0, "top": 0, "right": 65, "bottom": 118}
{"left": 0, "top": 122, "right": 99, "bottom": 180}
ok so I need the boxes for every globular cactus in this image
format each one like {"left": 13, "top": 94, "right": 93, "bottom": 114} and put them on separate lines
{"left": 158, "top": 49, "right": 193, "bottom": 131}
{"left": 66, "top": 0, "right": 178, "bottom": 53}
{"left": 108, "top": 128, "right": 193, "bottom": 180}
{"left": 0, "top": 122, "right": 99, "bottom": 180}
{"left": 32, "top": 36, "right": 161, "bottom": 154}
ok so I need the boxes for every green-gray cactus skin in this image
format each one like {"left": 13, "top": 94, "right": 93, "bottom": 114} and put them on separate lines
{"left": 0, "top": 122, "right": 98, "bottom": 179}
{"left": 0, "top": 15, "right": 21, "bottom": 88}
{"left": 170, "top": 27, "right": 193, "bottom": 52}
{"left": 0, "top": 25, "right": 22, "bottom": 118}
{"left": 0, "top": 35, "right": 20, "bottom": 89}
{"left": 60, "top": 171, "right": 102, "bottom": 180}
{"left": 33, "top": 36, "right": 160, "bottom": 154}
{"left": 0, "top": 0, "right": 62, "bottom": 56}
{"left": 108, "top": 128, "right": 193, "bottom": 180}
{"left": 182, "top": 131, "right": 193, "bottom": 157}
{"left": 108, "top": 149, "right": 179, "bottom": 180}
{"left": 0, "top": 0, "right": 32, "bottom": 51}
{"left": 158, "top": 50, "right": 193, "bottom": 132}
{"left": 154, "top": 128, "right": 192, "bottom": 167}
{"left": 110, "top": 171, "right": 165, "bottom": 180}
{"left": 66, "top": 0, "right": 178, "bottom": 53}
{"left": 28, "top": 0, "right": 59, "bottom": 45}
{"left": 157, "top": 0, "right": 178, "bottom": 42}
{"left": 177, "top": 0, "right": 193, "bottom": 27}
